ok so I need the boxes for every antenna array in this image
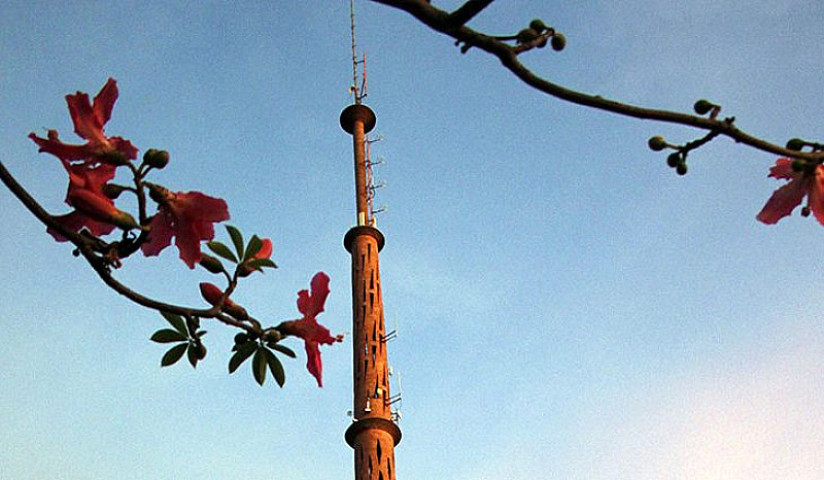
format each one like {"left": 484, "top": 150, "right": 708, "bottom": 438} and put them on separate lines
{"left": 349, "top": 0, "right": 367, "bottom": 104}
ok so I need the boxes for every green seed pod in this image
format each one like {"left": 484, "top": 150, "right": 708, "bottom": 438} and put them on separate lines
{"left": 143, "top": 149, "right": 170, "bottom": 169}
{"left": 693, "top": 99, "right": 714, "bottom": 115}
{"left": 517, "top": 27, "right": 540, "bottom": 45}
{"left": 550, "top": 33, "right": 566, "bottom": 51}
{"left": 102, "top": 183, "right": 126, "bottom": 199}
{"left": 667, "top": 153, "right": 681, "bottom": 168}
{"left": 648, "top": 136, "right": 667, "bottom": 151}
{"left": 529, "top": 19, "right": 548, "bottom": 33}
{"left": 98, "top": 150, "right": 130, "bottom": 166}
{"left": 676, "top": 163, "right": 688, "bottom": 176}
{"left": 786, "top": 138, "right": 805, "bottom": 151}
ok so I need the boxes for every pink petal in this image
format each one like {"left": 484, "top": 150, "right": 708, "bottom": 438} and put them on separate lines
{"left": 767, "top": 158, "right": 796, "bottom": 180}
{"left": 297, "top": 272, "right": 329, "bottom": 317}
{"left": 256, "top": 238, "right": 273, "bottom": 260}
{"left": 304, "top": 341, "right": 324, "bottom": 387}
{"left": 93, "top": 78, "right": 118, "bottom": 128}
{"left": 175, "top": 191, "right": 230, "bottom": 223}
{"left": 173, "top": 219, "right": 205, "bottom": 269}
{"left": 141, "top": 211, "right": 174, "bottom": 257}
{"left": 757, "top": 178, "right": 807, "bottom": 224}
{"left": 46, "top": 211, "right": 115, "bottom": 242}
{"left": 67, "top": 78, "right": 117, "bottom": 144}
{"left": 809, "top": 166, "right": 824, "bottom": 226}
{"left": 109, "top": 136, "right": 138, "bottom": 160}
{"left": 29, "top": 132, "right": 94, "bottom": 161}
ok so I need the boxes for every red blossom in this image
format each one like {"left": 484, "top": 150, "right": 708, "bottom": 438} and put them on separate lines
{"left": 28, "top": 78, "right": 137, "bottom": 165}
{"left": 47, "top": 162, "right": 136, "bottom": 241}
{"left": 142, "top": 188, "right": 230, "bottom": 268}
{"left": 279, "top": 272, "right": 342, "bottom": 387}
{"left": 757, "top": 158, "right": 824, "bottom": 226}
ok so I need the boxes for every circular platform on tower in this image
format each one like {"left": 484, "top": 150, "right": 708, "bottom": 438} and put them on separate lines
{"left": 345, "top": 417, "right": 402, "bottom": 447}
{"left": 344, "top": 225, "right": 385, "bottom": 253}
{"left": 340, "top": 104, "right": 376, "bottom": 134}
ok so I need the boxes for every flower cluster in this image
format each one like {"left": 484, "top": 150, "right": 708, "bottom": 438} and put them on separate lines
{"left": 30, "top": 79, "right": 338, "bottom": 389}
{"left": 30, "top": 78, "right": 229, "bottom": 268}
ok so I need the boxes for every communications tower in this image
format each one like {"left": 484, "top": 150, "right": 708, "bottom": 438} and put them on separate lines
{"left": 341, "top": 3, "right": 401, "bottom": 479}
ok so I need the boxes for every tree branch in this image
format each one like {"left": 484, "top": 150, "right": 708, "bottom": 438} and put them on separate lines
{"left": 0, "top": 160, "right": 263, "bottom": 336}
{"left": 369, "top": 0, "right": 824, "bottom": 162}
{"left": 447, "top": 0, "right": 495, "bottom": 28}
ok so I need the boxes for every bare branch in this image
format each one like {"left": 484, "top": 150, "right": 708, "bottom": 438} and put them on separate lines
{"left": 369, "top": 0, "right": 824, "bottom": 162}
{"left": 447, "top": 0, "right": 495, "bottom": 28}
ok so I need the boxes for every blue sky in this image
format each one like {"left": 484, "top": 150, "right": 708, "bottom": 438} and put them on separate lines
{"left": 1, "top": 1, "right": 823, "bottom": 479}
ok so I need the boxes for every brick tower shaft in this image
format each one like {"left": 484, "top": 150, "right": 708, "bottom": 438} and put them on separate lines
{"left": 341, "top": 104, "right": 401, "bottom": 480}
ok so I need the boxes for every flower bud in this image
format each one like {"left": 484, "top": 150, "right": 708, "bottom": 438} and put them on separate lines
{"left": 802, "top": 206, "right": 811, "bottom": 217}
{"left": 693, "top": 99, "right": 714, "bottom": 115}
{"left": 648, "top": 136, "right": 667, "bottom": 151}
{"left": 786, "top": 138, "right": 805, "bottom": 151}
{"left": 529, "top": 19, "right": 548, "bottom": 33}
{"left": 792, "top": 159, "right": 806, "bottom": 172}
{"left": 109, "top": 211, "right": 140, "bottom": 230}
{"left": 199, "top": 282, "right": 249, "bottom": 320}
{"left": 143, "top": 149, "right": 170, "bottom": 169}
{"left": 550, "top": 33, "right": 566, "bottom": 51}
{"left": 517, "top": 27, "right": 540, "bottom": 45}
{"left": 102, "top": 183, "right": 126, "bottom": 199}
{"left": 676, "top": 163, "right": 688, "bottom": 176}
{"left": 667, "top": 153, "right": 681, "bottom": 168}
{"left": 97, "top": 150, "right": 130, "bottom": 166}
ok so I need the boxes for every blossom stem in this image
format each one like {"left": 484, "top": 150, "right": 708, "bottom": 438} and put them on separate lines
{"left": 0, "top": 160, "right": 267, "bottom": 336}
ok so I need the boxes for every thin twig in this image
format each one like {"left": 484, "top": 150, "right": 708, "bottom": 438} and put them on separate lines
{"left": 369, "top": 0, "right": 824, "bottom": 161}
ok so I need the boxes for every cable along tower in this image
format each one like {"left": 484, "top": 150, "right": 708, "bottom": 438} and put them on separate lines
{"left": 341, "top": 2, "right": 401, "bottom": 480}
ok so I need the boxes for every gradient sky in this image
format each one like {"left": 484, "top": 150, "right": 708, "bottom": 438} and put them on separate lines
{"left": 1, "top": 1, "right": 823, "bottom": 479}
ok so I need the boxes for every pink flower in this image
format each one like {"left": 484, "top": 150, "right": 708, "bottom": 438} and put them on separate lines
{"left": 279, "top": 272, "right": 342, "bottom": 387}
{"left": 757, "top": 158, "right": 824, "bottom": 226}
{"left": 47, "top": 162, "right": 136, "bottom": 241}
{"left": 141, "top": 186, "right": 230, "bottom": 268}
{"left": 29, "top": 78, "right": 137, "bottom": 165}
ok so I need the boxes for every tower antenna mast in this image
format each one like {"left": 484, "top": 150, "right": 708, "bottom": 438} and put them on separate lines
{"left": 349, "top": 0, "right": 367, "bottom": 104}
{"left": 341, "top": 3, "right": 400, "bottom": 479}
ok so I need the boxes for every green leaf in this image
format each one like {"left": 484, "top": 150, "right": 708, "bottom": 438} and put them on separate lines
{"left": 270, "top": 343, "right": 296, "bottom": 358}
{"left": 161, "top": 343, "right": 188, "bottom": 367}
{"left": 243, "top": 235, "right": 263, "bottom": 262}
{"left": 187, "top": 343, "right": 199, "bottom": 368}
{"left": 207, "top": 241, "right": 238, "bottom": 263}
{"left": 228, "top": 341, "right": 257, "bottom": 374}
{"left": 226, "top": 225, "right": 245, "bottom": 261}
{"left": 252, "top": 348, "right": 267, "bottom": 386}
{"left": 264, "top": 348, "right": 285, "bottom": 387}
{"left": 150, "top": 329, "right": 188, "bottom": 343}
{"left": 161, "top": 311, "right": 188, "bottom": 336}
{"left": 246, "top": 258, "right": 277, "bottom": 270}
